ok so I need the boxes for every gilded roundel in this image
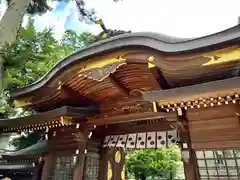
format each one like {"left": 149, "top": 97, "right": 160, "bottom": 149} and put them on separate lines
{"left": 115, "top": 150, "right": 121, "bottom": 163}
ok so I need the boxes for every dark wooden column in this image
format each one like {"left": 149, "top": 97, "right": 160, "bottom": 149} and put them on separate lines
{"left": 32, "top": 158, "right": 44, "bottom": 180}
{"left": 73, "top": 123, "right": 88, "bottom": 180}
{"left": 41, "top": 154, "right": 57, "bottom": 180}
{"left": 100, "top": 147, "right": 125, "bottom": 180}
{"left": 178, "top": 109, "right": 199, "bottom": 180}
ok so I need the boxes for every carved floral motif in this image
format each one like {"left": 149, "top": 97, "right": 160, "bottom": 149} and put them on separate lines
{"left": 88, "top": 101, "right": 153, "bottom": 120}
{"left": 78, "top": 61, "right": 126, "bottom": 82}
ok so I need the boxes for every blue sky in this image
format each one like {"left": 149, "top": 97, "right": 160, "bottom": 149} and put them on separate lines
{"left": 1, "top": 0, "right": 240, "bottom": 39}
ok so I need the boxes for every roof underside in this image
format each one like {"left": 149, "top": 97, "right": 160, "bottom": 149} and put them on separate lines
{"left": 8, "top": 25, "right": 240, "bottom": 113}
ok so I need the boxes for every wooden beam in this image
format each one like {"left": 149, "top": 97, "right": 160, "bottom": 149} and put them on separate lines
{"left": 0, "top": 106, "right": 97, "bottom": 131}
{"left": 32, "top": 160, "right": 44, "bottom": 180}
{"left": 109, "top": 74, "right": 129, "bottom": 96}
{"left": 73, "top": 123, "right": 88, "bottom": 180}
{"left": 143, "top": 77, "right": 240, "bottom": 104}
{"left": 88, "top": 111, "right": 177, "bottom": 125}
{"left": 41, "top": 154, "right": 57, "bottom": 180}
{"left": 94, "top": 121, "right": 175, "bottom": 136}
{"left": 60, "top": 85, "right": 95, "bottom": 103}
{"left": 99, "top": 147, "right": 125, "bottom": 180}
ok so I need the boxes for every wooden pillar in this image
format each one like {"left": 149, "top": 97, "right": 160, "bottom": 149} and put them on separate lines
{"left": 100, "top": 147, "right": 125, "bottom": 180}
{"left": 41, "top": 154, "right": 57, "bottom": 180}
{"left": 179, "top": 131, "right": 199, "bottom": 180}
{"left": 178, "top": 110, "right": 199, "bottom": 180}
{"left": 32, "top": 158, "right": 44, "bottom": 180}
{"left": 73, "top": 123, "right": 88, "bottom": 180}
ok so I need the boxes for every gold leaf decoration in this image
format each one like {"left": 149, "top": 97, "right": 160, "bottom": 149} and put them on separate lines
{"left": 108, "top": 161, "right": 112, "bottom": 180}
{"left": 79, "top": 61, "right": 126, "bottom": 82}
{"left": 202, "top": 47, "right": 240, "bottom": 66}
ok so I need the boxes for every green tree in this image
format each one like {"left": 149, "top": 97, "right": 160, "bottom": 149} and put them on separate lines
{"left": 126, "top": 148, "right": 181, "bottom": 180}
{"left": 0, "top": 19, "right": 96, "bottom": 150}
{"left": 3, "top": 19, "right": 72, "bottom": 90}
{"left": 0, "top": 0, "right": 100, "bottom": 89}
{"left": 61, "top": 30, "right": 98, "bottom": 51}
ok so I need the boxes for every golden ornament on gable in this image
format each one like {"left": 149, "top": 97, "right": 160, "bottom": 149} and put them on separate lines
{"left": 148, "top": 56, "right": 155, "bottom": 68}
{"left": 202, "top": 46, "right": 240, "bottom": 66}
{"left": 14, "top": 96, "right": 32, "bottom": 107}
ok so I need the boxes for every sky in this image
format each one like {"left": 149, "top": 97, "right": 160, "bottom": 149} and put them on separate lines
{"left": 1, "top": 0, "right": 240, "bottom": 39}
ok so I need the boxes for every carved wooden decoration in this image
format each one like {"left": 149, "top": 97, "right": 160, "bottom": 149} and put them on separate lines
{"left": 202, "top": 46, "right": 240, "bottom": 66}
{"left": 78, "top": 61, "right": 126, "bottom": 82}
{"left": 72, "top": 131, "right": 85, "bottom": 142}
{"left": 103, "top": 130, "right": 178, "bottom": 149}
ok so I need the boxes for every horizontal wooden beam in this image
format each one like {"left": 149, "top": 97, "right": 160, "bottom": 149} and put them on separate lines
{"left": 192, "top": 139, "right": 240, "bottom": 150}
{"left": 143, "top": 77, "right": 240, "bottom": 104}
{"left": 94, "top": 121, "right": 176, "bottom": 136}
{"left": 88, "top": 111, "right": 177, "bottom": 125}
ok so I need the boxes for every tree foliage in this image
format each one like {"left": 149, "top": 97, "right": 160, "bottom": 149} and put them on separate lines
{"left": 0, "top": 19, "right": 97, "bottom": 149}
{"left": 126, "top": 148, "right": 181, "bottom": 180}
{"left": 2, "top": 19, "right": 96, "bottom": 91}
{"left": 4, "top": 21, "right": 67, "bottom": 90}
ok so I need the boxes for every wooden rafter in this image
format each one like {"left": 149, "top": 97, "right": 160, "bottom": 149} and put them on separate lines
{"left": 109, "top": 74, "right": 129, "bottom": 96}
{"left": 60, "top": 85, "right": 96, "bottom": 103}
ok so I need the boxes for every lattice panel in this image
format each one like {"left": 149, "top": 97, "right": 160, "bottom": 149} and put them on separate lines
{"left": 83, "top": 153, "right": 100, "bottom": 180}
{"left": 196, "top": 149, "right": 240, "bottom": 180}
{"left": 103, "top": 130, "right": 178, "bottom": 149}
{"left": 54, "top": 156, "right": 74, "bottom": 180}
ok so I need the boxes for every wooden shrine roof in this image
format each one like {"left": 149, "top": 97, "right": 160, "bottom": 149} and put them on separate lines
{"left": 143, "top": 77, "right": 240, "bottom": 111}
{"left": 0, "top": 140, "right": 47, "bottom": 157}
{"left": 11, "top": 25, "right": 240, "bottom": 101}
{"left": 0, "top": 163, "right": 34, "bottom": 170}
{"left": 0, "top": 106, "right": 97, "bottom": 132}
{"left": 2, "top": 25, "right": 240, "bottom": 129}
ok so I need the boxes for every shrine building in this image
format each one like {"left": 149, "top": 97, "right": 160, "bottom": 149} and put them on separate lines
{"left": 1, "top": 24, "right": 240, "bottom": 180}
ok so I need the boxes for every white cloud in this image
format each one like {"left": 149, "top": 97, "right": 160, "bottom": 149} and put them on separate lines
{"left": 1, "top": 0, "right": 240, "bottom": 39}
{"left": 32, "top": 1, "right": 67, "bottom": 39}
{"left": 33, "top": 12, "right": 66, "bottom": 39}
{"left": 87, "top": 0, "right": 240, "bottom": 38}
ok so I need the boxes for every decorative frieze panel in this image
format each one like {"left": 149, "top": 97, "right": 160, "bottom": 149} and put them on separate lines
{"left": 89, "top": 101, "right": 154, "bottom": 120}
{"left": 103, "top": 130, "right": 178, "bottom": 149}
{"left": 158, "top": 93, "right": 240, "bottom": 113}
